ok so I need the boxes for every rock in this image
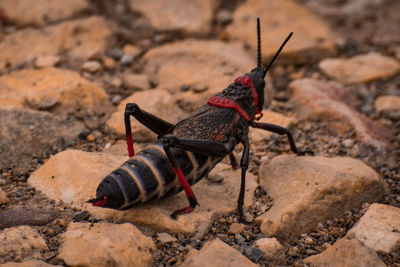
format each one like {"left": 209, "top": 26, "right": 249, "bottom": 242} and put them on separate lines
{"left": 121, "top": 73, "right": 150, "bottom": 91}
{"left": 128, "top": 0, "right": 220, "bottom": 35}
{"left": 319, "top": 52, "right": 400, "bottom": 83}
{"left": 216, "top": 9, "right": 232, "bottom": 25}
{"left": 143, "top": 39, "right": 254, "bottom": 111}
{"left": 257, "top": 156, "right": 385, "bottom": 242}
{"left": 374, "top": 95, "right": 400, "bottom": 113}
{"left": 303, "top": 239, "right": 386, "bottom": 267}
{"left": 228, "top": 223, "right": 246, "bottom": 234}
{"left": 0, "top": 109, "right": 86, "bottom": 170}
{"left": 0, "top": 0, "right": 89, "bottom": 26}
{"left": 106, "top": 90, "right": 186, "bottom": 141}
{"left": 29, "top": 150, "right": 257, "bottom": 234}
{"left": 254, "top": 237, "right": 286, "bottom": 262}
{"left": 245, "top": 247, "right": 263, "bottom": 263}
{"left": 58, "top": 222, "right": 155, "bottom": 267}
{"left": 289, "top": 79, "right": 389, "bottom": 157}
{"left": 156, "top": 232, "right": 177, "bottom": 244}
{"left": 102, "top": 57, "right": 116, "bottom": 70}
{"left": 82, "top": 61, "right": 102, "bottom": 73}
{"left": 249, "top": 110, "right": 294, "bottom": 143}
{"left": 28, "top": 150, "right": 126, "bottom": 206}
{"left": 0, "top": 68, "right": 112, "bottom": 125}
{"left": 34, "top": 55, "right": 60, "bottom": 68}
{"left": 0, "top": 207, "right": 56, "bottom": 229}
{"left": 122, "top": 44, "right": 141, "bottom": 58}
{"left": 0, "top": 16, "right": 111, "bottom": 70}
{"left": 181, "top": 238, "right": 257, "bottom": 267}
{"left": 345, "top": 203, "right": 400, "bottom": 253}
{"left": 0, "top": 260, "right": 60, "bottom": 267}
{"left": 0, "top": 226, "right": 47, "bottom": 263}
{"left": 226, "top": 0, "right": 336, "bottom": 64}
{"left": 0, "top": 189, "right": 8, "bottom": 205}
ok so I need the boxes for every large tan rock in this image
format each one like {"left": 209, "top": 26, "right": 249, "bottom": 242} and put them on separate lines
{"left": 0, "top": 68, "right": 112, "bottom": 121}
{"left": 319, "top": 52, "right": 400, "bottom": 83}
{"left": 0, "top": 226, "right": 47, "bottom": 264}
{"left": 142, "top": 39, "right": 255, "bottom": 111}
{"left": 289, "top": 79, "right": 389, "bottom": 157}
{"left": 249, "top": 110, "right": 294, "bottom": 143}
{"left": 0, "top": 0, "right": 89, "bottom": 26}
{"left": 0, "top": 260, "right": 59, "bottom": 267}
{"left": 58, "top": 222, "right": 155, "bottom": 267}
{"left": 374, "top": 95, "right": 400, "bottom": 113}
{"left": 257, "top": 156, "right": 384, "bottom": 242}
{"left": 303, "top": 239, "right": 386, "bottom": 267}
{"left": 28, "top": 150, "right": 126, "bottom": 205}
{"left": 0, "top": 109, "right": 86, "bottom": 170}
{"left": 345, "top": 203, "right": 400, "bottom": 253}
{"left": 254, "top": 237, "right": 286, "bottom": 263}
{"left": 28, "top": 150, "right": 257, "bottom": 234}
{"left": 182, "top": 238, "right": 257, "bottom": 267}
{"left": 0, "top": 16, "right": 111, "bottom": 70}
{"left": 106, "top": 89, "right": 186, "bottom": 141}
{"left": 128, "top": 0, "right": 220, "bottom": 35}
{"left": 227, "top": 0, "right": 336, "bottom": 63}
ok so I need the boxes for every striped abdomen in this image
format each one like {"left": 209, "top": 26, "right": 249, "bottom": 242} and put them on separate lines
{"left": 96, "top": 142, "right": 223, "bottom": 210}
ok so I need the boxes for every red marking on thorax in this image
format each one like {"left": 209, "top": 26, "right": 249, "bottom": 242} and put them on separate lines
{"left": 92, "top": 196, "right": 107, "bottom": 207}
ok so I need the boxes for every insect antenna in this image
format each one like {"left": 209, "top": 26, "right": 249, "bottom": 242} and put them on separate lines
{"left": 263, "top": 32, "right": 293, "bottom": 76}
{"left": 257, "top": 17, "right": 262, "bottom": 69}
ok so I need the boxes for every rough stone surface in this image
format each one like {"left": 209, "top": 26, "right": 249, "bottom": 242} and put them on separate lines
{"left": 0, "top": 226, "right": 47, "bottom": 264}
{"left": 28, "top": 150, "right": 126, "bottom": 206}
{"left": 319, "top": 52, "right": 400, "bottom": 83}
{"left": 0, "top": 261, "right": 59, "bottom": 267}
{"left": 34, "top": 55, "right": 60, "bottom": 68}
{"left": 227, "top": 0, "right": 337, "bottom": 63}
{"left": 129, "top": 0, "right": 220, "bottom": 35}
{"left": 0, "top": 68, "right": 112, "bottom": 124}
{"left": 0, "top": 207, "right": 56, "bottom": 229}
{"left": 0, "top": 16, "right": 111, "bottom": 70}
{"left": 0, "top": 189, "right": 8, "bottom": 205}
{"left": 0, "top": 109, "right": 86, "bottom": 170}
{"left": 142, "top": 39, "right": 254, "bottom": 111}
{"left": 254, "top": 237, "right": 286, "bottom": 262}
{"left": 181, "top": 238, "right": 257, "bottom": 267}
{"left": 156, "top": 232, "right": 177, "bottom": 244}
{"left": 106, "top": 89, "right": 186, "bottom": 141}
{"left": 303, "top": 239, "right": 386, "bottom": 267}
{"left": 289, "top": 79, "right": 389, "bottom": 157}
{"left": 29, "top": 150, "right": 257, "bottom": 234}
{"left": 82, "top": 61, "right": 102, "bottom": 73}
{"left": 374, "top": 95, "right": 400, "bottom": 113}
{"left": 227, "top": 223, "right": 246, "bottom": 234}
{"left": 0, "top": 0, "right": 89, "bottom": 26}
{"left": 345, "top": 203, "right": 400, "bottom": 253}
{"left": 257, "top": 156, "right": 385, "bottom": 242}
{"left": 121, "top": 73, "right": 150, "bottom": 91}
{"left": 58, "top": 222, "right": 155, "bottom": 267}
{"left": 249, "top": 110, "right": 294, "bottom": 143}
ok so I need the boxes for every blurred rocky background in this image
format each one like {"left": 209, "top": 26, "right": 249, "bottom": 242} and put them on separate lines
{"left": 0, "top": 0, "right": 399, "bottom": 266}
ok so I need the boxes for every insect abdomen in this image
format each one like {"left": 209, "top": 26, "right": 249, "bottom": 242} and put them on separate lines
{"left": 100, "top": 142, "right": 221, "bottom": 210}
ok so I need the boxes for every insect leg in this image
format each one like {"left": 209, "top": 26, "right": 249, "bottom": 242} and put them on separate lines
{"left": 237, "top": 135, "right": 250, "bottom": 222}
{"left": 160, "top": 134, "right": 231, "bottom": 219}
{"left": 229, "top": 152, "right": 239, "bottom": 170}
{"left": 250, "top": 122, "right": 314, "bottom": 155}
{"left": 124, "top": 103, "right": 174, "bottom": 157}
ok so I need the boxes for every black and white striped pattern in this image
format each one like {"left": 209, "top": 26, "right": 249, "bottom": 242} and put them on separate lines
{"left": 100, "top": 142, "right": 223, "bottom": 210}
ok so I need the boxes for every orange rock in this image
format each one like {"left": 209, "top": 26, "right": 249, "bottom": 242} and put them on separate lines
{"left": 257, "top": 156, "right": 384, "bottom": 242}
{"left": 319, "top": 52, "right": 400, "bottom": 83}
{"left": 227, "top": 0, "right": 337, "bottom": 63}
{"left": 374, "top": 95, "right": 400, "bottom": 113}
{"left": 0, "top": 0, "right": 89, "bottom": 26}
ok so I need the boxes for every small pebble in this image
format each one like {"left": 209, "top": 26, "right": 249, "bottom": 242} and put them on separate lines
{"left": 86, "top": 134, "right": 95, "bottom": 142}
{"left": 120, "top": 54, "right": 134, "bottom": 65}
{"left": 245, "top": 247, "right": 263, "bottom": 263}
{"left": 111, "top": 95, "right": 122, "bottom": 105}
{"left": 228, "top": 223, "right": 246, "bottom": 234}
{"left": 82, "top": 61, "right": 102, "bottom": 73}
{"left": 235, "top": 234, "right": 246, "bottom": 245}
{"left": 216, "top": 9, "right": 232, "bottom": 24}
{"left": 157, "top": 232, "right": 177, "bottom": 244}
{"left": 103, "top": 57, "right": 116, "bottom": 70}
{"left": 72, "top": 210, "right": 90, "bottom": 221}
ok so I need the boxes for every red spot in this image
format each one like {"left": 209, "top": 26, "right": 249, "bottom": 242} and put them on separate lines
{"left": 126, "top": 133, "right": 135, "bottom": 157}
{"left": 92, "top": 196, "right": 107, "bottom": 207}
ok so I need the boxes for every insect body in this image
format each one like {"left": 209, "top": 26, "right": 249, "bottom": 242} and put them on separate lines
{"left": 89, "top": 18, "right": 312, "bottom": 220}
